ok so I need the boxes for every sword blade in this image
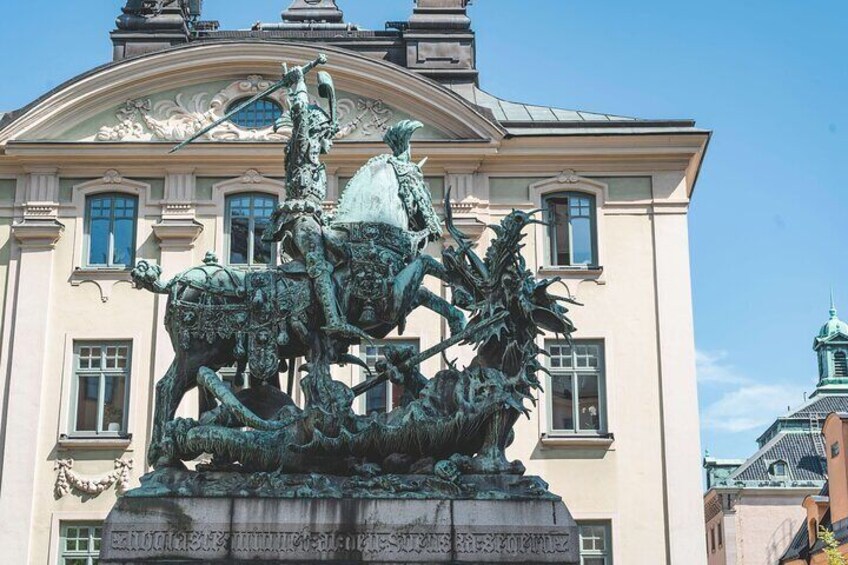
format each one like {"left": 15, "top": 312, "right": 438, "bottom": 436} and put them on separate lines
{"left": 168, "top": 79, "right": 289, "bottom": 154}
{"left": 351, "top": 311, "right": 509, "bottom": 397}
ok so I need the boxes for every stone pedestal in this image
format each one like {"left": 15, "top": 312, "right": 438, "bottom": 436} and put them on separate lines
{"left": 101, "top": 474, "right": 578, "bottom": 564}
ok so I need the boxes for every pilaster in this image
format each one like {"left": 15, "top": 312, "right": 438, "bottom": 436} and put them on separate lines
{"left": 0, "top": 177, "right": 63, "bottom": 562}
{"left": 650, "top": 178, "right": 705, "bottom": 565}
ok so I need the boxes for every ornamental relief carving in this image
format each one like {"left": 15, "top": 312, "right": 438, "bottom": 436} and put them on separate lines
{"left": 93, "top": 75, "right": 396, "bottom": 143}
{"left": 55, "top": 458, "right": 133, "bottom": 498}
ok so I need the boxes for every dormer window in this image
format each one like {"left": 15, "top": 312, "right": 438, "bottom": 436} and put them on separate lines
{"left": 770, "top": 460, "right": 788, "bottom": 478}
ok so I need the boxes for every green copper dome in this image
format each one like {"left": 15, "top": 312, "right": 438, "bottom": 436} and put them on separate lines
{"left": 820, "top": 299, "right": 848, "bottom": 339}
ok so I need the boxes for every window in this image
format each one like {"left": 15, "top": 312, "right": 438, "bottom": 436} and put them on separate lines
{"left": 545, "top": 192, "right": 596, "bottom": 267}
{"left": 72, "top": 342, "right": 131, "bottom": 436}
{"left": 717, "top": 522, "right": 723, "bottom": 548}
{"left": 710, "top": 526, "right": 716, "bottom": 552}
{"left": 771, "top": 460, "right": 789, "bottom": 478}
{"left": 86, "top": 193, "right": 138, "bottom": 267}
{"left": 226, "top": 193, "right": 277, "bottom": 266}
{"left": 362, "top": 340, "right": 419, "bottom": 415}
{"left": 546, "top": 340, "right": 606, "bottom": 434}
{"left": 227, "top": 98, "right": 284, "bottom": 130}
{"left": 60, "top": 522, "right": 101, "bottom": 565}
{"left": 579, "top": 522, "right": 612, "bottom": 564}
{"left": 835, "top": 351, "right": 848, "bottom": 377}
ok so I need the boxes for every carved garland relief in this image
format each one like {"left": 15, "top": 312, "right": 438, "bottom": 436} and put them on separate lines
{"left": 55, "top": 458, "right": 134, "bottom": 498}
{"left": 94, "top": 75, "right": 395, "bottom": 143}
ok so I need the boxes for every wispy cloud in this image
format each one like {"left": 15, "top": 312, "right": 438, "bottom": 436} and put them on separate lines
{"left": 696, "top": 349, "right": 750, "bottom": 385}
{"left": 701, "top": 383, "right": 805, "bottom": 433}
{"left": 697, "top": 348, "right": 807, "bottom": 433}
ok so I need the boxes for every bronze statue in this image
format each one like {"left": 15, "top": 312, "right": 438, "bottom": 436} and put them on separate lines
{"left": 131, "top": 55, "right": 576, "bottom": 496}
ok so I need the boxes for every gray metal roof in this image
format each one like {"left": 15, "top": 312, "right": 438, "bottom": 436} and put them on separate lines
{"left": 452, "top": 86, "right": 636, "bottom": 123}
{"left": 790, "top": 394, "right": 848, "bottom": 418}
{"left": 443, "top": 85, "right": 705, "bottom": 136}
{"left": 726, "top": 431, "right": 826, "bottom": 484}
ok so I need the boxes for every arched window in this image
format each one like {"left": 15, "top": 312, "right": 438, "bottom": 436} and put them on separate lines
{"left": 85, "top": 193, "right": 138, "bottom": 267}
{"left": 835, "top": 351, "right": 848, "bottom": 377}
{"left": 226, "top": 98, "right": 284, "bottom": 130}
{"left": 544, "top": 192, "right": 597, "bottom": 267}
{"left": 226, "top": 193, "right": 277, "bottom": 266}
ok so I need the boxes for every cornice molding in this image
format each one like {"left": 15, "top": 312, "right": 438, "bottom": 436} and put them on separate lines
{"left": 11, "top": 219, "right": 65, "bottom": 249}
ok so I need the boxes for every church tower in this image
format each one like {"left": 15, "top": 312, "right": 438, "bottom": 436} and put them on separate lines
{"left": 814, "top": 292, "right": 848, "bottom": 390}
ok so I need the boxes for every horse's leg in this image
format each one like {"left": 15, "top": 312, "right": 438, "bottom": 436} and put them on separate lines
{"left": 148, "top": 359, "right": 188, "bottom": 467}
{"left": 392, "top": 256, "right": 467, "bottom": 335}
{"left": 413, "top": 287, "right": 466, "bottom": 336}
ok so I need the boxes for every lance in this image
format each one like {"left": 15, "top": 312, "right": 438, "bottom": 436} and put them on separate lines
{"left": 168, "top": 54, "right": 328, "bottom": 154}
{"left": 351, "top": 310, "right": 510, "bottom": 398}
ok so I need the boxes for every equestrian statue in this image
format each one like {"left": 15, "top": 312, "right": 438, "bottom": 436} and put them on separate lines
{"left": 132, "top": 55, "right": 577, "bottom": 487}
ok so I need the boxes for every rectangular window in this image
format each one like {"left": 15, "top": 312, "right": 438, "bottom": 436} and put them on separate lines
{"left": 362, "top": 340, "right": 419, "bottom": 415}
{"left": 579, "top": 522, "right": 612, "bottom": 565}
{"left": 86, "top": 193, "right": 138, "bottom": 267}
{"left": 72, "top": 341, "right": 131, "bottom": 437}
{"left": 546, "top": 340, "right": 606, "bottom": 435}
{"left": 227, "top": 193, "right": 278, "bottom": 266}
{"left": 717, "top": 522, "right": 723, "bottom": 548}
{"left": 60, "top": 522, "right": 102, "bottom": 565}
{"left": 710, "top": 526, "right": 716, "bottom": 552}
{"left": 545, "top": 192, "right": 597, "bottom": 267}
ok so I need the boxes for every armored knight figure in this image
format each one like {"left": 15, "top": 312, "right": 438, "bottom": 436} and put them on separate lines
{"left": 263, "top": 55, "right": 364, "bottom": 340}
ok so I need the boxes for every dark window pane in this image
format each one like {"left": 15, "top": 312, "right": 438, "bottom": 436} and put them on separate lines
{"left": 578, "top": 375, "right": 601, "bottom": 431}
{"left": 102, "top": 376, "right": 126, "bottom": 432}
{"left": 76, "top": 376, "right": 100, "bottom": 432}
{"left": 550, "top": 376, "right": 574, "bottom": 431}
{"left": 230, "top": 217, "right": 250, "bottom": 264}
{"left": 548, "top": 199, "right": 570, "bottom": 266}
{"left": 366, "top": 382, "right": 388, "bottom": 415}
{"left": 88, "top": 218, "right": 110, "bottom": 265}
{"left": 253, "top": 218, "right": 272, "bottom": 264}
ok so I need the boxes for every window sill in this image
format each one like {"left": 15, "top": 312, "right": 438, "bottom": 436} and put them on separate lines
{"left": 538, "top": 266, "right": 604, "bottom": 281}
{"left": 540, "top": 433, "right": 614, "bottom": 449}
{"left": 69, "top": 268, "right": 135, "bottom": 302}
{"left": 58, "top": 435, "right": 133, "bottom": 450}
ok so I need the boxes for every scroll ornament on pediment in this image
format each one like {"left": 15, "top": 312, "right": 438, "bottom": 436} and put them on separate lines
{"left": 94, "top": 75, "right": 394, "bottom": 143}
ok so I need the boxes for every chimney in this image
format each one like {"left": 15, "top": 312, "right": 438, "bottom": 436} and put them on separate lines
{"left": 403, "top": 0, "right": 477, "bottom": 86}
{"left": 111, "top": 0, "right": 201, "bottom": 61}
{"left": 282, "top": 0, "right": 344, "bottom": 24}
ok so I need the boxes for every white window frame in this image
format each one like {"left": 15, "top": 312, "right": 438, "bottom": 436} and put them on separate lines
{"left": 69, "top": 341, "right": 132, "bottom": 438}
{"left": 58, "top": 521, "right": 102, "bottom": 565}
{"left": 545, "top": 339, "right": 607, "bottom": 436}
{"left": 225, "top": 192, "right": 279, "bottom": 267}
{"left": 84, "top": 192, "right": 139, "bottom": 268}
{"left": 530, "top": 173, "right": 608, "bottom": 273}
{"left": 211, "top": 173, "right": 286, "bottom": 268}
{"left": 544, "top": 192, "right": 598, "bottom": 268}
{"left": 360, "top": 339, "right": 420, "bottom": 415}
{"left": 579, "top": 521, "right": 612, "bottom": 564}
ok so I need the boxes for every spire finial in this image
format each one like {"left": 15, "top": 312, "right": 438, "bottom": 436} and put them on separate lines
{"left": 831, "top": 287, "right": 838, "bottom": 319}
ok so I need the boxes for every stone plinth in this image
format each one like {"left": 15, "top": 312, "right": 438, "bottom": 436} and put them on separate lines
{"left": 101, "top": 474, "right": 579, "bottom": 564}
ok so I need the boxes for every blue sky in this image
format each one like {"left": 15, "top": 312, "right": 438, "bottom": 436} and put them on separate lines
{"left": 1, "top": 1, "right": 846, "bottom": 460}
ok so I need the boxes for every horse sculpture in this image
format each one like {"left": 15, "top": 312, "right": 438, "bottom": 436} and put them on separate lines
{"left": 133, "top": 122, "right": 465, "bottom": 467}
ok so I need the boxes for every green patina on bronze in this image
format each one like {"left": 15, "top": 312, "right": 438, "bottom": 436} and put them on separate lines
{"left": 131, "top": 55, "right": 576, "bottom": 499}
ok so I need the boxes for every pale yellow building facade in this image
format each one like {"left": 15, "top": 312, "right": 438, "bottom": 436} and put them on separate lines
{"left": 0, "top": 2, "right": 710, "bottom": 563}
